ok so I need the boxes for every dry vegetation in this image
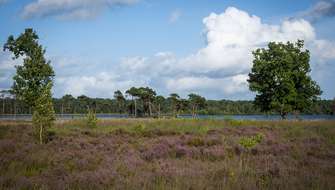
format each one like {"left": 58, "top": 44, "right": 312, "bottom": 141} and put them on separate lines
{"left": 0, "top": 119, "right": 335, "bottom": 189}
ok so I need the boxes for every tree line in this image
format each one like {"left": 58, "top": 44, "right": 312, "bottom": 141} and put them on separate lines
{"left": 1, "top": 90, "right": 334, "bottom": 115}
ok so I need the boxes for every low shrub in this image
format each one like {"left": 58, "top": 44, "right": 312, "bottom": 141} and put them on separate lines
{"left": 187, "top": 137, "right": 206, "bottom": 147}
{"left": 239, "top": 133, "right": 264, "bottom": 149}
{"left": 86, "top": 109, "right": 97, "bottom": 128}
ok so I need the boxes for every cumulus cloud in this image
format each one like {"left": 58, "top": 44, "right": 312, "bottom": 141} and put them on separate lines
{"left": 22, "top": 0, "right": 139, "bottom": 20}
{"left": 2, "top": 6, "right": 335, "bottom": 99}
{"left": 49, "top": 7, "right": 335, "bottom": 99}
{"left": 55, "top": 72, "right": 146, "bottom": 98}
{"left": 156, "top": 7, "right": 333, "bottom": 98}
{"left": 299, "top": 0, "right": 335, "bottom": 22}
{"left": 169, "top": 9, "right": 181, "bottom": 23}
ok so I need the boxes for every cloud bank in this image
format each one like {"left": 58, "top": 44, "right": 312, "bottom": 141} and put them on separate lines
{"left": 22, "top": 0, "right": 139, "bottom": 19}
{"left": 2, "top": 7, "right": 335, "bottom": 99}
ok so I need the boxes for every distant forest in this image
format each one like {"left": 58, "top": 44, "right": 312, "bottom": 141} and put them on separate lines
{"left": 0, "top": 95, "right": 334, "bottom": 115}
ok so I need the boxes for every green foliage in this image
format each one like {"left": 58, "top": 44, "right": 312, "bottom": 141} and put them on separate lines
{"left": 126, "top": 86, "right": 157, "bottom": 117}
{"left": 239, "top": 133, "right": 264, "bottom": 149}
{"left": 188, "top": 93, "right": 206, "bottom": 118}
{"left": 4, "top": 28, "right": 55, "bottom": 144}
{"left": 3, "top": 28, "right": 55, "bottom": 108}
{"left": 114, "top": 90, "right": 126, "bottom": 114}
{"left": 86, "top": 109, "right": 97, "bottom": 128}
{"left": 133, "top": 124, "right": 146, "bottom": 134}
{"left": 248, "top": 40, "right": 322, "bottom": 119}
{"left": 32, "top": 82, "right": 55, "bottom": 144}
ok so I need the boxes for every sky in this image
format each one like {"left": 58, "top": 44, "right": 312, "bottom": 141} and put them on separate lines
{"left": 0, "top": 0, "right": 335, "bottom": 100}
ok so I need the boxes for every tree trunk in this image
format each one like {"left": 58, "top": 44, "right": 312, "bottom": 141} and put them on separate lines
{"left": 39, "top": 124, "right": 43, "bottom": 144}
{"left": 134, "top": 99, "right": 137, "bottom": 118}
{"left": 14, "top": 101, "right": 16, "bottom": 120}
{"left": 280, "top": 104, "right": 286, "bottom": 120}
{"left": 2, "top": 98, "right": 4, "bottom": 114}
{"left": 158, "top": 104, "right": 161, "bottom": 118}
{"left": 192, "top": 105, "right": 195, "bottom": 118}
{"left": 61, "top": 103, "right": 64, "bottom": 117}
{"left": 149, "top": 100, "right": 152, "bottom": 117}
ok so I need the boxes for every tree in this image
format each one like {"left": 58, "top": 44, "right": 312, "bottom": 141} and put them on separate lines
{"left": 137, "top": 87, "right": 156, "bottom": 116}
{"left": 4, "top": 28, "right": 55, "bottom": 108}
{"left": 168, "top": 93, "right": 180, "bottom": 117}
{"left": 177, "top": 98, "right": 189, "bottom": 114}
{"left": 114, "top": 90, "right": 126, "bottom": 114}
{"left": 4, "top": 28, "right": 55, "bottom": 143}
{"left": 77, "top": 95, "right": 91, "bottom": 112}
{"left": 154, "top": 95, "right": 165, "bottom": 118}
{"left": 32, "top": 82, "right": 55, "bottom": 144}
{"left": 61, "top": 94, "right": 76, "bottom": 114}
{"left": 332, "top": 98, "right": 335, "bottom": 115}
{"left": 248, "top": 40, "right": 322, "bottom": 119}
{"left": 0, "top": 90, "right": 10, "bottom": 114}
{"left": 188, "top": 93, "right": 206, "bottom": 118}
{"left": 126, "top": 87, "right": 140, "bottom": 117}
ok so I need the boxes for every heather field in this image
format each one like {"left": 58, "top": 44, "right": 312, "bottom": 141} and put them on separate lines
{"left": 1, "top": 119, "right": 335, "bottom": 190}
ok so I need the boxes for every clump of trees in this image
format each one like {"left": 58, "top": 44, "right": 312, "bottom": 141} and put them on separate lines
{"left": 124, "top": 87, "right": 206, "bottom": 118}
{"left": 4, "top": 28, "right": 55, "bottom": 144}
{"left": 248, "top": 40, "right": 322, "bottom": 119}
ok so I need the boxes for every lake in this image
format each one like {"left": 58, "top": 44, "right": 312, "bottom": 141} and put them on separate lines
{"left": 0, "top": 114, "right": 334, "bottom": 121}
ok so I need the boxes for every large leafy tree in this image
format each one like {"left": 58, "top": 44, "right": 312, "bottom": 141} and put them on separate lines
{"left": 4, "top": 28, "right": 55, "bottom": 108}
{"left": 4, "top": 28, "right": 55, "bottom": 143}
{"left": 248, "top": 40, "right": 322, "bottom": 119}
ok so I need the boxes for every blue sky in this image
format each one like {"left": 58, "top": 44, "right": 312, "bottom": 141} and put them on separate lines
{"left": 0, "top": 0, "right": 335, "bottom": 100}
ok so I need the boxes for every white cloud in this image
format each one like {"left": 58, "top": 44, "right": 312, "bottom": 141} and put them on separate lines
{"left": 55, "top": 72, "right": 146, "bottom": 98}
{"left": 2, "top": 6, "right": 335, "bottom": 99}
{"left": 22, "top": 0, "right": 139, "bottom": 20}
{"left": 177, "top": 7, "right": 316, "bottom": 77}
{"left": 166, "top": 74, "right": 248, "bottom": 95}
{"left": 49, "top": 7, "right": 335, "bottom": 99}
{"left": 0, "top": 52, "right": 22, "bottom": 86}
{"left": 169, "top": 9, "right": 181, "bottom": 23}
